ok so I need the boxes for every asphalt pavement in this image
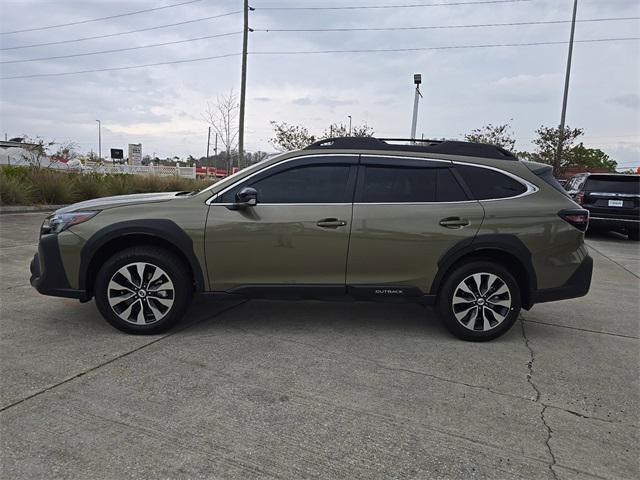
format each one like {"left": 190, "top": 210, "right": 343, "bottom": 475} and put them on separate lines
{"left": 1, "top": 212, "right": 638, "bottom": 480}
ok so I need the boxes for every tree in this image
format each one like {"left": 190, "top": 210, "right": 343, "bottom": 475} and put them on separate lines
{"left": 529, "top": 125, "right": 584, "bottom": 172}
{"left": 565, "top": 144, "right": 617, "bottom": 172}
{"left": 20, "top": 136, "right": 55, "bottom": 168}
{"left": 322, "top": 122, "right": 374, "bottom": 139}
{"left": 464, "top": 122, "right": 516, "bottom": 151}
{"left": 204, "top": 89, "right": 239, "bottom": 170}
{"left": 52, "top": 141, "right": 79, "bottom": 162}
{"left": 269, "top": 121, "right": 375, "bottom": 151}
{"left": 269, "top": 121, "right": 316, "bottom": 152}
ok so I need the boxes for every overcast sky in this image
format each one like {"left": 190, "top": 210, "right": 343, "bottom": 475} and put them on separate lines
{"left": 1, "top": 0, "right": 638, "bottom": 168}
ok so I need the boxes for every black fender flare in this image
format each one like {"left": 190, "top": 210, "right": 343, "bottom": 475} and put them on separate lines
{"left": 429, "top": 234, "right": 537, "bottom": 304}
{"left": 79, "top": 219, "right": 206, "bottom": 293}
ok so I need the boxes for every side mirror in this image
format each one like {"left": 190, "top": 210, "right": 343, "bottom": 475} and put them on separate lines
{"left": 230, "top": 187, "right": 258, "bottom": 210}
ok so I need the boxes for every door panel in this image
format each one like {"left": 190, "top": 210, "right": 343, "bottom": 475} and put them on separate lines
{"left": 204, "top": 155, "right": 358, "bottom": 291}
{"left": 346, "top": 158, "right": 484, "bottom": 292}
{"left": 346, "top": 203, "right": 484, "bottom": 291}
{"left": 206, "top": 204, "right": 352, "bottom": 290}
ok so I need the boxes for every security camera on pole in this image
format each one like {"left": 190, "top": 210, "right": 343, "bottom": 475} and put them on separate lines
{"left": 410, "top": 74, "right": 423, "bottom": 143}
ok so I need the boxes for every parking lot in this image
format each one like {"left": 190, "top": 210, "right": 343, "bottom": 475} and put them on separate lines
{"left": 1, "top": 212, "right": 638, "bottom": 479}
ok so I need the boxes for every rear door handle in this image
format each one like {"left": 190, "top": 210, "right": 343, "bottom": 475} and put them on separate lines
{"left": 439, "top": 217, "right": 470, "bottom": 228}
{"left": 317, "top": 218, "right": 347, "bottom": 228}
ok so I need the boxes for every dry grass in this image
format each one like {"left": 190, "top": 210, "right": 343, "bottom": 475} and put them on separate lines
{"left": 0, "top": 166, "right": 215, "bottom": 205}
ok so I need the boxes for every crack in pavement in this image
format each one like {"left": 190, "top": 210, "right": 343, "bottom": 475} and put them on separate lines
{"left": 0, "top": 299, "right": 249, "bottom": 413}
{"left": 522, "top": 318, "right": 639, "bottom": 340}
{"left": 520, "top": 318, "right": 559, "bottom": 480}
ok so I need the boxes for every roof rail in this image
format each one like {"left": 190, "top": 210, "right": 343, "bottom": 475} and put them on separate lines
{"left": 304, "top": 136, "right": 517, "bottom": 160}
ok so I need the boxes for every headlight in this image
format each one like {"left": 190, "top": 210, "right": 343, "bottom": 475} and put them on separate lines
{"left": 41, "top": 211, "right": 99, "bottom": 235}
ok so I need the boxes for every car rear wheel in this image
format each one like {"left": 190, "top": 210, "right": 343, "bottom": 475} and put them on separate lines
{"left": 94, "top": 246, "right": 192, "bottom": 334}
{"left": 437, "top": 261, "right": 521, "bottom": 341}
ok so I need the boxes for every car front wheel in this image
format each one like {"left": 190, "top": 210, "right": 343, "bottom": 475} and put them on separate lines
{"left": 437, "top": 261, "right": 521, "bottom": 341}
{"left": 94, "top": 246, "right": 193, "bottom": 334}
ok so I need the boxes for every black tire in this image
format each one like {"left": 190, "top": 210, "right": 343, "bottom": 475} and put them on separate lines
{"left": 437, "top": 261, "right": 521, "bottom": 342}
{"left": 94, "top": 246, "right": 193, "bottom": 334}
{"left": 628, "top": 227, "right": 639, "bottom": 241}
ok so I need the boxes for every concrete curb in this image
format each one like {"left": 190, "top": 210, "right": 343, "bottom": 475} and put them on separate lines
{"left": 0, "top": 205, "right": 65, "bottom": 214}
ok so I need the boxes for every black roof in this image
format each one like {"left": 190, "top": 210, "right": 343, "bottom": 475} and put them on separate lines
{"left": 304, "top": 137, "right": 517, "bottom": 161}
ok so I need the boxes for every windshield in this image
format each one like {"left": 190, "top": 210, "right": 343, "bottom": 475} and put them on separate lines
{"left": 584, "top": 175, "right": 639, "bottom": 195}
{"left": 196, "top": 153, "right": 283, "bottom": 197}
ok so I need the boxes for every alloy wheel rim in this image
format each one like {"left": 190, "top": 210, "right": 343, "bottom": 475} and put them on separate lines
{"left": 452, "top": 272, "right": 511, "bottom": 332}
{"left": 107, "top": 262, "right": 175, "bottom": 325}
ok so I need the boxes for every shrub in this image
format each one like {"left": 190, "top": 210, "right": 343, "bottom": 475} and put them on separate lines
{"left": 71, "top": 173, "right": 107, "bottom": 201}
{"left": 0, "top": 174, "right": 35, "bottom": 205}
{"left": 29, "top": 169, "right": 77, "bottom": 204}
{"left": 0, "top": 165, "right": 217, "bottom": 205}
{"left": 103, "top": 175, "right": 136, "bottom": 196}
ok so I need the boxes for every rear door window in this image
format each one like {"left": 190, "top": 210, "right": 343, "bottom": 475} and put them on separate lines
{"left": 455, "top": 165, "right": 527, "bottom": 200}
{"left": 357, "top": 165, "right": 467, "bottom": 203}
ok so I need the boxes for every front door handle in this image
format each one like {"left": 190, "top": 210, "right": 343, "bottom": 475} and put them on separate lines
{"left": 317, "top": 218, "right": 347, "bottom": 228}
{"left": 439, "top": 217, "right": 470, "bottom": 228}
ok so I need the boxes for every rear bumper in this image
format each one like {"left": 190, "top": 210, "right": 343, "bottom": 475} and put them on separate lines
{"left": 588, "top": 216, "right": 639, "bottom": 231}
{"left": 30, "top": 234, "right": 90, "bottom": 301}
{"left": 530, "top": 255, "right": 593, "bottom": 305}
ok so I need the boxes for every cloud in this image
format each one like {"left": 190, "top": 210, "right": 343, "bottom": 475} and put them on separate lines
{"left": 292, "top": 96, "right": 357, "bottom": 107}
{"left": 607, "top": 94, "right": 640, "bottom": 110}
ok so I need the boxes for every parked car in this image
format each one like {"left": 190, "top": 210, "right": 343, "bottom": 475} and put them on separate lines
{"left": 564, "top": 173, "right": 640, "bottom": 240}
{"left": 30, "top": 137, "right": 592, "bottom": 341}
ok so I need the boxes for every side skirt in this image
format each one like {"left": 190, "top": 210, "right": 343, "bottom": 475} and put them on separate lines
{"left": 200, "top": 284, "right": 436, "bottom": 305}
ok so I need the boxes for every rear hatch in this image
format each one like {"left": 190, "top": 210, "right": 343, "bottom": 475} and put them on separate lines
{"left": 582, "top": 175, "right": 640, "bottom": 220}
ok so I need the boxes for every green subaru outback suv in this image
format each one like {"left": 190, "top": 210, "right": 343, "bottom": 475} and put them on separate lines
{"left": 30, "top": 137, "right": 592, "bottom": 341}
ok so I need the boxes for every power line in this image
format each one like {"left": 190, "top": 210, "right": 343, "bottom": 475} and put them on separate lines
{"left": 0, "top": 11, "right": 242, "bottom": 51}
{"left": 0, "top": 32, "right": 242, "bottom": 64}
{"left": 1, "top": 53, "right": 240, "bottom": 80}
{"left": 250, "top": 37, "right": 639, "bottom": 55}
{"left": 2, "top": 37, "right": 637, "bottom": 80}
{"left": 0, "top": 0, "right": 206, "bottom": 35}
{"left": 256, "top": 0, "right": 533, "bottom": 10}
{"left": 255, "top": 16, "right": 640, "bottom": 32}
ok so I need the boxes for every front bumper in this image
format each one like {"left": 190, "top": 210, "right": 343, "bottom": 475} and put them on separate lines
{"left": 530, "top": 255, "right": 593, "bottom": 305}
{"left": 30, "top": 234, "right": 90, "bottom": 301}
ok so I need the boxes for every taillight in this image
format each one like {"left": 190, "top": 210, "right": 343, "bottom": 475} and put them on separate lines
{"left": 575, "top": 191, "right": 584, "bottom": 205}
{"left": 559, "top": 209, "right": 589, "bottom": 231}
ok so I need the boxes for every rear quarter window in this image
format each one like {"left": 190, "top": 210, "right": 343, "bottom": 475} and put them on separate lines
{"left": 455, "top": 165, "right": 527, "bottom": 200}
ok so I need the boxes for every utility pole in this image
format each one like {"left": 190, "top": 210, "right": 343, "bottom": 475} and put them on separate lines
{"left": 238, "top": 0, "right": 252, "bottom": 170}
{"left": 206, "top": 126, "right": 211, "bottom": 164}
{"left": 95, "top": 119, "right": 101, "bottom": 160}
{"left": 348, "top": 115, "right": 352, "bottom": 136}
{"left": 555, "top": 0, "right": 578, "bottom": 174}
{"left": 410, "top": 74, "right": 422, "bottom": 142}
{"left": 214, "top": 133, "right": 218, "bottom": 156}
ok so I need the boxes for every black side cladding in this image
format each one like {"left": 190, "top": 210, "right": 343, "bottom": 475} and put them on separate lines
{"left": 79, "top": 219, "right": 206, "bottom": 292}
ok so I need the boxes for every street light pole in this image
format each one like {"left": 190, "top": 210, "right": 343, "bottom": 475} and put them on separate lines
{"left": 95, "top": 120, "right": 101, "bottom": 160}
{"left": 348, "top": 115, "right": 352, "bottom": 136}
{"left": 410, "top": 74, "right": 422, "bottom": 142}
{"left": 555, "top": 0, "right": 578, "bottom": 174}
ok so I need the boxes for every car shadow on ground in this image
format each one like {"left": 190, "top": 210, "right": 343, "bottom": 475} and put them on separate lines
{"left": 586, "top": 228, "right": 631, "bottom": 242}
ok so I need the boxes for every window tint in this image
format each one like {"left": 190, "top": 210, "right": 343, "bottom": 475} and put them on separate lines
{"left": 359, "top": 166, "right": 466, "bottom": 203}
{"left": 229, "top": 164, "right": 353, "bottom": 204}
{"left": 584, "top": 176, "right": 640, "bottom": 195}
{"left": 361, "top": 166, "right": 436, "bottom": 202}
{"left": 437, "top": 168, "right": 468, "bottom": 201}
{"left": 456, "top": 165, "right": 527, "bottom": 200}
